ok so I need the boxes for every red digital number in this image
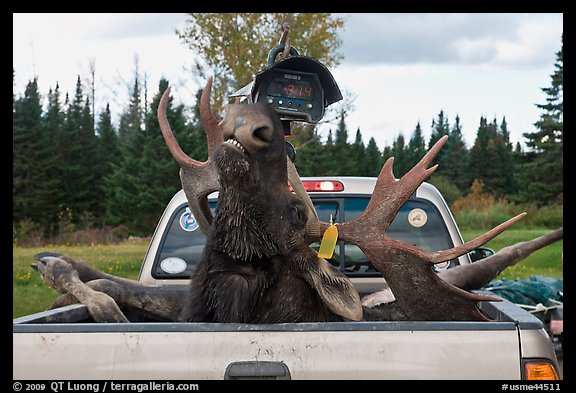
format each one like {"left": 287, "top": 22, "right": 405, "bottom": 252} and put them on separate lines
{"left": 284, "top": 84, "right": 294, "bottom": 96}
{"left": 305, "top": 86, "right": 312, "bottom": 96}
{"left": 297, "top": 85, "right": 304, "bottom": 97}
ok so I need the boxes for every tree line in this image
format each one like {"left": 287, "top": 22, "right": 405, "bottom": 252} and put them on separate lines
{"left": 13, "top": 43, "right": 562, "bottom": 240}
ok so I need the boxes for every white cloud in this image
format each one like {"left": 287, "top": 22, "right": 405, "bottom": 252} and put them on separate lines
{"left": 13, "top": 13, "right": 562, "bottom": 151}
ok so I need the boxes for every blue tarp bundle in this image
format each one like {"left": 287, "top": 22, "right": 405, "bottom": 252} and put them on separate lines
{"left": 483, "top": 275, "right": 563, "bottom": 307}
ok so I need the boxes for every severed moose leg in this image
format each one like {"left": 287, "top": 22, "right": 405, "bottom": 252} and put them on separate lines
{"left": 33, "top": 254, "right": 187, "bottom": 322}
{"left": 33, "top": 256, "right": 130, "bottom": 323}
{"left": 34, "top": 252, "right": 146, "bottom": 288}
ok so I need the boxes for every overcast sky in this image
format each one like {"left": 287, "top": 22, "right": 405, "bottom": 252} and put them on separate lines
{"left": 13, "top": 13, "right": 563, "bottom": 150}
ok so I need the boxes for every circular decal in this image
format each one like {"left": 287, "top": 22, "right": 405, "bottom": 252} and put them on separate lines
{"left": 180, "top": 208, "right": 199, "bottom": 232}
{"left": 407, "top": 208, "right": 427, "bottom": 228}
{"left": 160, "top": 257, "right": 188, "bottom": 274}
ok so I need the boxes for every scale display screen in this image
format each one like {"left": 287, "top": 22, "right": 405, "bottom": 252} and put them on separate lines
{"left": 266, "top": 78, "right": 315, "bottom": 101}
{"left": 254, "top": 68, "right": 324, "bottom": 123}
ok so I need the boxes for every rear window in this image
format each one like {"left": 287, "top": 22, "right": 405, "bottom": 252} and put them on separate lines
{"left": 152, "top": 196, "right": 457, "bottom": 279}
{"left": 309, "top": 197, "right": 457, "bottom": 276}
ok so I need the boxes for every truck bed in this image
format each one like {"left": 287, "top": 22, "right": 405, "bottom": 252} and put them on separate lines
{"left": 13, "top": 295, "right": 556, "bottom": 380}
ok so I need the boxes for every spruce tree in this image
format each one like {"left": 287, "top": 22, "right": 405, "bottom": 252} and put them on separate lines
{"left": 322, "top": 130, "right": 337, "bottom": 175}
{"left": 429, "top": 110, "right": 450, "bottom": 169}
{"left": 406, "top": 122, "right": 427, "bottom": 169}
{"left": 493, "top": 117, "right": 516, "bottom": 197}
{"left": 118, "top": 76, "right": 143, "bottom": 145}
{"left": 295, "top": 129, "right": 329, "bottom": 176}
{"left": 519, "top": 37, "right": 563, "bottom": 205}
{"left": 94, "top": 103, "right": 119, "bottom": 225}
{"left": 106, "top": 78, "right": 194, "bottom": 235}
{"left": 351, "top": 128, "right": 367, "bottom": 176}
{"left": 39, "top": 84, "right": 66, "bottom": 230}
{"left": 334, "top": 111, "right": 353, "bottom": 174}
{"left": 13, "top": 78, "right": 50, "bottom": 227}
{"left": 390, "top": 133, "right": 410, "bottom": 177}
{"left": 441, "top": 115, "right": 470, "bottom": 192}
{"left": 76, "top": 96, "right": 97, "bottom": 219}
{"left": 364, "top": 137, "right": 383, "bottom": 177}
{"left": 468, "top": 117, "right": 500, "bottom": 195}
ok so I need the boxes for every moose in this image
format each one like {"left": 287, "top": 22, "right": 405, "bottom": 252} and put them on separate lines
{"left": 33, "top": 77, "right": 563, "bottom": 324}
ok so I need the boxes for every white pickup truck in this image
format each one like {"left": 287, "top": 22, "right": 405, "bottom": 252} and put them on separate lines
{"left": 13, "top": 178, "right": 561, "bottom": 380}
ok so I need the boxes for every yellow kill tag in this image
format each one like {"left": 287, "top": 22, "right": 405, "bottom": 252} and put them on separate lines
{"left": 317, "top": 215, "right": 338, "bottom": 259}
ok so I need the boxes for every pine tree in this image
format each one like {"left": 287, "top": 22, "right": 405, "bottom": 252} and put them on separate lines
{"left": 429, "top": 110, "right": 450, "bottom": 168}
{"left": 58, "top": 76, "right": 91, "bottom": 224}
{"left": 38, "top": 84, "right": 67, "bottom": 229}
{"left": 467, "top": 117, "right": 500, "bottom": 195}
{"left": 76, "top": 95, "right": 98, "bottom": 219}
{"left": 13, "top": 78, "right": 50, "bottom": 227}
{"left": 333, "top": 111, "right": 353, "bottom": 174}
{"left": 118, "top": 75, "right": 143, "bottom": 144}
{"left": 94, "top": 103, "right": 118, "bottom": 225}
{"left": 390, "top": 133, "right": 410, "bottom": 177}
{"left": 406, "top": 122, "right": 427, "bottom": 169}
{"left": 351, "top": 128, "right": 367, "bottom": 176}
{"left": 293, "top": 130, "right": 325, "bottom": 176}
{"left": 322, "top": 130, "right": 337, "bottom": 175}
{"left": 105, "top": 78, "right": 194, "bottom": 235}
{"left": 493, "top": 117, "right": 516, "bottom": 197}
{"left": 441, "top": 115, "right": 470, "bottom": 192}
{"left": 518, "top": 37, "right": 563, "bottom": 205}
{"left": 364, "top": 138, "right": 383, "bottom": 177}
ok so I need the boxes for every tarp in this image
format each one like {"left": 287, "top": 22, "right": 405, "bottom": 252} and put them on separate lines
{"left": 483, "top": 275, "right": 563, "bottom": 307}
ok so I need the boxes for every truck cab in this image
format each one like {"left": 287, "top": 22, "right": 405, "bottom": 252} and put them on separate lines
{"left": 140, "top": 177, "right": 471, "bottom": 296}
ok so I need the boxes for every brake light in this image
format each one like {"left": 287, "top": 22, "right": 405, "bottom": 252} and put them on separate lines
{"left": 524, "top": 361, "right": 559, "bottom": 380}
{"left": 301, "top": 180, "right": 344, "bottom": 192}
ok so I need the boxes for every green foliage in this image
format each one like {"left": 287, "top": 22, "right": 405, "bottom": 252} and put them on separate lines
{"left": 428, "top": 175, "right": 463, "bottom": 206}
{"left": 452, "top": 179, "right": 519, "bottom": 229}
{"left": 520, "top": 204, "right": 563, "bottom": 228}
{"left": 105, "top": 77, "right": 197, "bottom": 235}
{"left": 176, "top": 13, "right": 344, "bottom": 113}
{"left": 519, "top": 38, "right": 563, "bottom": 206}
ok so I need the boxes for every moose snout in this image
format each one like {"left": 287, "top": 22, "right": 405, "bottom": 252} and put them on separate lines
{"left": 222, "top": 105, "right": 277, "bottom": 151}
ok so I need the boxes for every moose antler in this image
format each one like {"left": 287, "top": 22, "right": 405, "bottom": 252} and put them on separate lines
{"left": 295, "top": 135, "right": 527, "bottom": 321}
{"left": 158, "top": 77, "right": 223, "bottom": 234}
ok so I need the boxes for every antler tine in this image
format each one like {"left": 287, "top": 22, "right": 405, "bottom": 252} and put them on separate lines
{"left": 157, "top": 81, "right": 222, "bottom": 235}
{"left": 158, "top": 87, "right": 199, "bottom": 168}
{"left": 199, "top": 76, "right": 224, "bottom": 154}
{"left": 323, "top": 134, "right": 514, "bottom": 321}
{"left": 429, "top": 212, "right": 527, "bottom": 263}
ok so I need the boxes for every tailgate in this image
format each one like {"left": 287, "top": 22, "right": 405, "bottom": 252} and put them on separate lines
{"left": 14, "top": 320, "right": 521, "bottom": 379}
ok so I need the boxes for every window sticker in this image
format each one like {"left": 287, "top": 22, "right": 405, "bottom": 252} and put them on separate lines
{"left": 160, "top": 257, "right": 188, "bottom": 274}
{"left": 180, "top": 207, "right": 199, "bottom": 232}
{"left": 407, "top": 208, "right": 427, "bottom": 228}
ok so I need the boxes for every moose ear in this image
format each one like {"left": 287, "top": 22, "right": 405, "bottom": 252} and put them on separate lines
{"left": 305, "top": 258, "right": 363, "bottom": 321}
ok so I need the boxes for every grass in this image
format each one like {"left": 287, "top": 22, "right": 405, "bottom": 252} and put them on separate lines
{"left": 13, "top": 229, "right": 563, "bottom": 319}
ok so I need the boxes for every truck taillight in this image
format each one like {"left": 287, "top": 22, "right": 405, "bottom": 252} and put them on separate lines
{"left": 302, "top": 180, "right": 344, "bottom": 192}
{"left": 288, "top": 180, "right": 344, "bottom": 192}
{"left": 524, "top": 360, "right": 559, "bottom": 380}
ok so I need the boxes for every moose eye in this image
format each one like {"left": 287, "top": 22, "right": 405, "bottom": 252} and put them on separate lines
{"left": 288, "top": 200, "right": 307, "bottom": 228}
